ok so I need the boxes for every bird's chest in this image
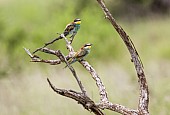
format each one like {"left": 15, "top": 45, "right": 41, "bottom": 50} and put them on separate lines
{"left": 79, "top": 50, "right": 90, "bottom": 58}
{"left": 70, "top": 27, "right": 76, "bottom": 34}
{"left": 75, "top": 24, "right": 80, "bottom": 31}
{"left": 71, "top": 25, "right": 80, "bottom": 33}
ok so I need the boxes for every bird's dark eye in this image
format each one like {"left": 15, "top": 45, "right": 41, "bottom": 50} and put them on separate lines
{"left": 74, "top": 18, "right": 81, "bottom": 22}
{"left": 84, "top": 44, "right": 92, "bottom": 47}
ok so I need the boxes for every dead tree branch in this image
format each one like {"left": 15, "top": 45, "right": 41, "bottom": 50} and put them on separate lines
{"left": 24, "top": 36, "right": 105, "bottom": 115}
{"left": 24, "top": 47, "right": 70, "bottom": 65}
{"left": 96, "top": 0, "right": 149, "bottom": 114}
{"left": 79, "top": 60, "right": 108, "bottom": 103}
{"left": 79, "top": 60, "right": 138, "bottom": 115}
{"left": 47, "top": 78, "right": 104, "bottom": 115}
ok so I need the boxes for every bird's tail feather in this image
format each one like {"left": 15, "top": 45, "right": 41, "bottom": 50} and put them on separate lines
{"left": 32, "top": 35, "right": 63, "bottom": 54}
{"left": 63, "top": 58, "right": 77, "bottom": 69}
{"left": 44, "top": 35, "right": 62, "bottom": 46}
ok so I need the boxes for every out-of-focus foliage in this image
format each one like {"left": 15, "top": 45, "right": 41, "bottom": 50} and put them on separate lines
{"left": 107, "top": 0, "right": 170, "bottom": 19}
{"left": 0, "top": 0, "right": 170, "bottom": 75}
{"left": 0, "top": 0, "right": 170, "bottom": 115}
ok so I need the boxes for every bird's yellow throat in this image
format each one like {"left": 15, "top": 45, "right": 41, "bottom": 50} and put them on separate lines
{"left": 75, "top": 21, "right": 81, "bottom": 24}
{"left": 88, "top": 46, "right": 91, "bottom": 49}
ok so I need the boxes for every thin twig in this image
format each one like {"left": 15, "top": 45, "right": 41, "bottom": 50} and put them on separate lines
{"left": 24, "top": 47, "right": 71, "bottom": 65}
{"left": 31, "top": 59, "right": 62, "bottom": 65}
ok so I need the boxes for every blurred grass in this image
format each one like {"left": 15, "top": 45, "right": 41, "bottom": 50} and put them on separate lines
{"left": 0, "top": 0, "right": 170, "bottom": 115}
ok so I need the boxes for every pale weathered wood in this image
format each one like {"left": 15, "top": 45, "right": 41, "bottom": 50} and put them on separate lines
{"left": 96, "top": 0, "right": 149, "bottom": 114}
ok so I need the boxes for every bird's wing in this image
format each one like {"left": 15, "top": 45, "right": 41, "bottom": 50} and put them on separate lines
{"left": 63, "top": 22, "right": 75, "bottom": 36}
{"left": 75, "top": 50, "right": 87, "bottom": 59}
{"left": 64, "top": 57, "right": 77, "bottom": 68}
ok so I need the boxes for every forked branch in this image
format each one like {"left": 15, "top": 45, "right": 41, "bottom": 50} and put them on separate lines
{"left": 24, "top": 35, "right": 106, "bottom": 115}
{"left": 47, "top": 78, "right": 104, "bottom": 115}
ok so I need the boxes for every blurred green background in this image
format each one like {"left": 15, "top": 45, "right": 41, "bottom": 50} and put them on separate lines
{"left": 0, "top": 0, "right": 170, "bottom": 115}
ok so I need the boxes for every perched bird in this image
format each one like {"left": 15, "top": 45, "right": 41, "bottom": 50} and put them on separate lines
{"left": 63, "top": 18, "right": 81, "bottom": 43}
{"left": 54, "top": 18, "right": 81, "bottom": 44}
{"left": 64, "top": 43, "right": 92, "bottom": 68}
{"left": 32, "top": 18, "right": 81, "bottom": 54}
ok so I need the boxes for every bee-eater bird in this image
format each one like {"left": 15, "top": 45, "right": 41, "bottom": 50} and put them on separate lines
{"left": 64, "top": 43, "right": 92, "bottom": 68}
{"left": 33, "top": 18, "right": 81, "bottom": 54}
{"left": 54, "top": 18, "right": 81, "bottom": 44}
{"left": 63, "top": 18, "right": 81, "bottom": 43}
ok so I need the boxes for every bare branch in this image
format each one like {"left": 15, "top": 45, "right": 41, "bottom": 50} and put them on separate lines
{"left": 60, "top": 34, "right": 74, "bottom": 53}
{"left": 79, "top": 60, "right": 138, "bottom": 115}
{"left": 47, "top": 78, "right": 104, "bottom": 115}
{"left": 24, "top": 47, "right": 41, "bottom": 61}
{"left": 31, "top": 59, "right": 62, "bottom": 65}
{"left": 24, "top": 47, "right": 34, "bottom": 58}
{"left": 79, "top": 60, "right": 108, "bottom": 104}
{"left": 98, "top": 102, "right": 138, "bottom": 115}
{"left": 96, "top": 0, "right": 149, "bottom": 114}
{"left": 24, "top": 47, "right": 72, "bottom": 65}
